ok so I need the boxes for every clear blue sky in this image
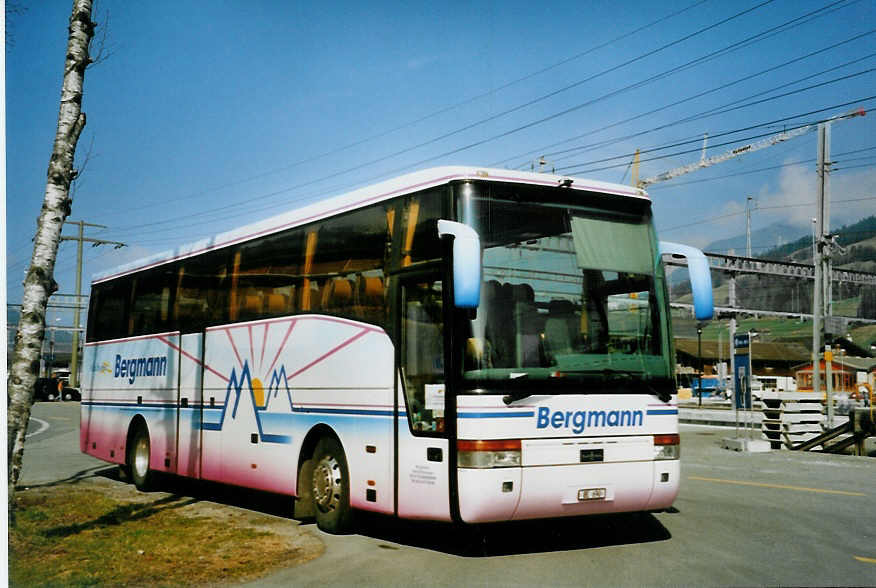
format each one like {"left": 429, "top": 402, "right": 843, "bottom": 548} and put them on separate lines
{"left": 6, "top": 0, "right": 876, "bottom": 314}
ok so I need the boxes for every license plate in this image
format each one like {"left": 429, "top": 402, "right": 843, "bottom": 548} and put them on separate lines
{"left": 577, "top": 487, "right": 607, "bottom": 501}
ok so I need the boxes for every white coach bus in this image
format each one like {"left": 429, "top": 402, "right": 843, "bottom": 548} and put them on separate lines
{"left": 81, "top": 166, "right": 713, "bottom": 533}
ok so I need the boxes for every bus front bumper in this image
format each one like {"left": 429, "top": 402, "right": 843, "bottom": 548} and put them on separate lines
{"left": 457, "top": 460, "right": 679, "bottom": 523}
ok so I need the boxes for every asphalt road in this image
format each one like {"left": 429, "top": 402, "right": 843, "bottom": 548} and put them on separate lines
{"left": 20, "top": 402, "right": 876, "bottom": 587}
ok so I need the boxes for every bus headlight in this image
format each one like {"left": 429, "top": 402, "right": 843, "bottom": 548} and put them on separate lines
{"left": 457, "top": 439, "right": 521, "bottom": 468}
{"left": 653, "top": 433, "right": 680, "bottom": 460}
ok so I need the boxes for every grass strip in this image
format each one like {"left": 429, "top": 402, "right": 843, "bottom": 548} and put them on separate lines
{"left": 10, "top": 484, "right": 314, "bottom": 587}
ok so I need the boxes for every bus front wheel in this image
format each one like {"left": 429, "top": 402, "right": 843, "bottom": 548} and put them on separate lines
{"left": 128, "top": 425, "right": 154, "bottom": 491}
{"left": 311, "top": 437, "right": 353, "bottom": 534}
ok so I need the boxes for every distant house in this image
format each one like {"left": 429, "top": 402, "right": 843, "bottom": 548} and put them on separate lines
{"left": 793, "top": 355, "right": 876, "bottom": 398}
{"left": 673, "top": 339, "right": 811, "bottom": 378}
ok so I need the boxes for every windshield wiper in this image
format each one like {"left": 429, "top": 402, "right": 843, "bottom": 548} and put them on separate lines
{"left": 560, "top": 369, "right": 672, "bottom": 402}
{"left": 601, "top": 368, "right": 637, "bottom": 381}
{"left": 558, "top": 368, "right": 642, "bottom": 380}
{"left": 502, "top": 390, "right": 533, "bottom": 405}
{"left": 600, "top": 369, "right": 672, "bottom": 401}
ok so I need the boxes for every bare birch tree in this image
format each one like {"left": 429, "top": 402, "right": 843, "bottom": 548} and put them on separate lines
{"left": 7, "top": 0, "right": 96, "bottom": 511}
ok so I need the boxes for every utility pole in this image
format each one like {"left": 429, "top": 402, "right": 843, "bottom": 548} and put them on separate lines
{"left": 745, "top": 196, "right": 755, "bottom": 257}
{"left": 61, "top": 220, "right": 125, "bottom": 388}
{"left": 729, "top": 273, "right": 737, "bottom": 409}
{"left": 813, "top": 122, "right": 832, "bottom": 427}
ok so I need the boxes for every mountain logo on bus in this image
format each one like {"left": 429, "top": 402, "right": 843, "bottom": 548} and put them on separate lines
{"left": 203, "top": 361, "right": 292, "bottom": 444}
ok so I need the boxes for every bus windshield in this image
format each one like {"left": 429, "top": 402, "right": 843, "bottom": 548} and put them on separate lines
{"left": 458, "top": 181, "right": 672, "bottom": 393}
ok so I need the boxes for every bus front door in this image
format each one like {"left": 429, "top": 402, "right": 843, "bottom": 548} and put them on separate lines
{"left": 396, "top": 278, "right": 451, "bottom": 521}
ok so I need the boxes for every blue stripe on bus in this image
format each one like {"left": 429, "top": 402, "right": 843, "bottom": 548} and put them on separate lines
{"left": 260, "top": 433, "right": 293, "bottom": 443}
{"left": 646, "top": 409, "right": 678, "bottom": 415}
{"left": 291, "top": 407, "right": 395, "bottom": 417}
{"left": 84, "top": 402, "right": 176, "bottom": 412}
{"left": 457, "top": 411, "right": 536, "bottom": 419}
{"left": 83, "top": 400, "right": 401, "bottom": 418}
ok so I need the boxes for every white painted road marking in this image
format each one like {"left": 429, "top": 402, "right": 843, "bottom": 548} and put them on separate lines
{"left": 26, "top": 417, "right": 50, "bottom": 438}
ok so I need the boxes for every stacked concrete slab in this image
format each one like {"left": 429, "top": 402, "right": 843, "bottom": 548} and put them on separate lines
{"left": 761, "top": 392, "right": 824, "bottom": 449}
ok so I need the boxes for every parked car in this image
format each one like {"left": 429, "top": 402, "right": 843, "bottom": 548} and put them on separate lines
{"left": 31, "top": 377, "right": 81, "bottom": 402}
{"left": 61, "top": 386, "right": 81, "bottom": 401}
{"left": 33, "top": 377, "right": 63, "bottom": 401}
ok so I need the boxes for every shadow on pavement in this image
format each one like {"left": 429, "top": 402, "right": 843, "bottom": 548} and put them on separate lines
{"left": 97, "top": 467, "right": 295, "bottom": 518}
{"left": 18, "top": 464, "right": 116, "bottom": 490}
{"left": 93, "top": 468, "right": 672, "bottom": 557}
{"left": 350, "top": 509, "right": 673, "bottom": 557}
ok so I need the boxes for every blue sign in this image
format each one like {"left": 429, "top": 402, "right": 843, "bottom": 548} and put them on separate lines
{"left": 734, "top": 353, "right": 752, "bottom": 409}
{"left": 734, "top": 334, "right": 749, "bottom": 349}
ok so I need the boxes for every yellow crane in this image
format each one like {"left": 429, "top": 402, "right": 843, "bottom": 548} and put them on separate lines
{"left": 632, "top": 108, "right": 866, "bottom": 188}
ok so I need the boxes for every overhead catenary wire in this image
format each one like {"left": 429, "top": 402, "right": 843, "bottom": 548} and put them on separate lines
{"left": 11, "top": 1, "right": 874, "bottom": 287}
{"left": 558, "top": 90, "right": 876, "bottom": 176}
{"left": 87, "top": 94, "right": 875, "bottom": 250}
{"left": 660, "top": 195, "right": 876, "bottom": 233}
{"left": 72, "top": 0, "right": 837, "bottom": 235}
{"left": 22, "top": 0, "right": 862, "bottom": 251}
{"left": 97, "top": 0, "right": 715, "bottom": 218}
{"left": 504, "top": 38, "right": 876, "bottom": 168}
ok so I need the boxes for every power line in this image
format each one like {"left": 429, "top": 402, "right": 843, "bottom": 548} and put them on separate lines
{"left": 72, "top": 96, "right": 876, "bottom": 252}
{"left": 355, "top": 2, "right": 868, "bottom": 187}
{"left": 537, "top": 43, "right": 876, "bottom": 166}
{"left": 494, "top": 29, "right": 875, "bottom": 169}
{"left": 660, "top": 195, "right": 876, "bottom": 233}
{"left": 559, "top": 87, "right": 875, "bottom": 176}
{"left": 98, "top": 0, "right": 714, "bottom": 218}
{"left": 70, "top": 0, "right": 821, "bottom": 235}
{"left": 12, "top": 2, "right": 865, "bottom": 265}
{"left": 564, "top": 101, "right": 875, "bottom": 178}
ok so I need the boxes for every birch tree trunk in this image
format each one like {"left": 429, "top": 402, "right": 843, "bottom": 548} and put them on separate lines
{"left": 7, "top": 0, "right": 95, "bottom": 510}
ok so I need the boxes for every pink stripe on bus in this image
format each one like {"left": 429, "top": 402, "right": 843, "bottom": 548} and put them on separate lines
{"left": 158, "top": 336, "right": 230, "bottom": 383}
{"left": 267, "top": 319, "right": 297, "bottom": 376}
{"left": 285, "top": 328, "right": 370, "bottom": 383}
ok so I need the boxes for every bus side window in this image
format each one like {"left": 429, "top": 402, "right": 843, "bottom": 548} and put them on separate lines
{"left": 400, "top": 191, "right": 443, "bottom": 268}
{"left": 128, "top": 269, "right": 173, "bottom": 336}
{"left": 88, "top": 278, "right": 130, "bottom": 341}
{"left": 401, "top": 280, "right": 444, "bottom": 435}
{"left": 174, "top": 252, "right": 228, "bottom": 332}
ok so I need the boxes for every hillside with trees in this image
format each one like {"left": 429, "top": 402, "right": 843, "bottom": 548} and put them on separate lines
{"left": 671, "top": 215, "right": 876, "bottom": 320}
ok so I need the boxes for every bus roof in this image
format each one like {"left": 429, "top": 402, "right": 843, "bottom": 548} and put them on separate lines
{"left": 93, "top": 166, "right": 649, "bottom": 284}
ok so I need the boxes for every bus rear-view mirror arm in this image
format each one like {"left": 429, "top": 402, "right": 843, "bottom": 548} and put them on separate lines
{"left": 437, "top": 220, "right": 481, "bottom": 309}
{"left": 659, "top": 241, "right": 714, "bottom": 321}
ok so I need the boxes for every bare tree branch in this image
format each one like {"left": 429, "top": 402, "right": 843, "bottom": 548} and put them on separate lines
{"left": 89, "top": 4, "right": 114, "bottom": 66}
{"left": 5, "top": 3, "right": 28, "bottom": 49}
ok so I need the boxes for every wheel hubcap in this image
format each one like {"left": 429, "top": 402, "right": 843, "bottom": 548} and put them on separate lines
{"left": 133, "top": 436, "right": 149, "bottom": 479}
{"left": 313, "top": 455, "right": 341, "bottom": 513}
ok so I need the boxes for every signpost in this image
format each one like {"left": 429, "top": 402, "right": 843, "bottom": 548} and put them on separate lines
{"left": 733, "top": 333, "right": 752, "bottom": 439}
{"left": 722, "top": 332, "right": 769, "bottom": 452}
{"left": 733, "top": 333, "right": 752, "bottom": 410}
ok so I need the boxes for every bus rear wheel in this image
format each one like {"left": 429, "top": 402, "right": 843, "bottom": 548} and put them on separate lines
{"left": 128, "top": 425, "right": 154, "bottom": 491}
{"left": 311, "top": 438, "right": 353, "bottom": 534}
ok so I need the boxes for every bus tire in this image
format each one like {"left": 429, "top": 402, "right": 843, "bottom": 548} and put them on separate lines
{"left": 294, "top": 457, "right": 315, "bottom": 519}
{"left": 311, "top": 437, "right": 354, "bottom": 534}
{"left": 128, "top": 424, "right": 154, "bottom": 491}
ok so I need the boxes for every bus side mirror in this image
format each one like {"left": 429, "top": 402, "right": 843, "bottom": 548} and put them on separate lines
{"left": 437, "top": 220, "right": 481, "bottom": 308}
{"left": 659, "top": 241, "right": 713, "bottom": 321}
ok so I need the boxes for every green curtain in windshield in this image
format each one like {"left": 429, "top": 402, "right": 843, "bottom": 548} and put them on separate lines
{"left": 570, "top": 216, "right": 653, "bottom": 275}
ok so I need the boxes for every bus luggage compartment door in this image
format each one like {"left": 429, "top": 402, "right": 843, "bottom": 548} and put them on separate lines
{"left": 176, "top": 332, "right": 203, "bottom": 478}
